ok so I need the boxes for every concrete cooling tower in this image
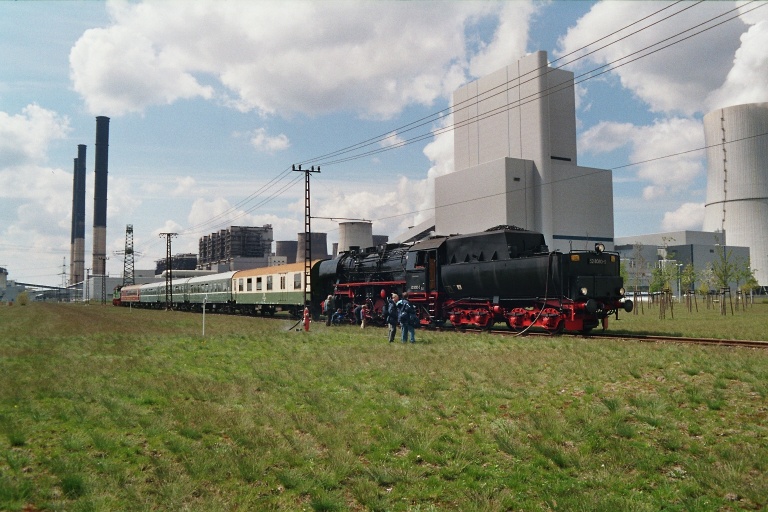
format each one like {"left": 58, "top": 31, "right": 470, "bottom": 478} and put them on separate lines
{"left": 702, "top": 103, "right": 768, "bottom": 286}
{"left": 338, "top": 221, "right": 373, "bottom": 253}
{"left": 296, "top": 232, "right": 329, "bottom": 262}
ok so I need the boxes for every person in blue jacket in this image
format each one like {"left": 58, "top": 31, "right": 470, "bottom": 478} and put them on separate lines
{"left": 386, "top": 293, "right": 399, "bottom": 342}
{"left": 397, "top": 292, "right": 417, "bottom": 343}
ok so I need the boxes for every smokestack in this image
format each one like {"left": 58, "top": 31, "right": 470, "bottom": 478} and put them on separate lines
{"left": 92, "top": 116, "right": 110, "bottom": 276}
{"left": 69, "top": 144, "right": 86, "bottom": 285}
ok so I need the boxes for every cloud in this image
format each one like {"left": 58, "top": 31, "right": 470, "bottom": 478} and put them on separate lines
{"left": 661, "top": 202, "right": 705, "bottom": 231}
{"left": 0, "top": 104, "right": 70, "bottom": 167}
{"left": 68, "top": 1, "right": 537, "bottom": 119}
{"left": 706, "top": 16, "right": 768, "bottom": 110}
{"left": 556, "top": 1, "right": 746, "bottom": 116}
{"left": 580, "top": 117, "right": 705, "bottom": 200}
{"left": 250, "top": 128, "right": 290, "bottom": 153}
{"left": 468, "top": 1, "right": 534, "bottom": 78}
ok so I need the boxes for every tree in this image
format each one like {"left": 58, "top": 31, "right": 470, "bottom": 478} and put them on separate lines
{"left": 710, "top": 245, "right": 738, "bottom": 291}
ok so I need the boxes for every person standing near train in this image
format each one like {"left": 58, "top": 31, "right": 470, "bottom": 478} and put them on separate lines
{"left": 386, "top": 293, "right": 399, "bottom": 342}
{"left": 323, "top": 295, "right": 334, "bottom": 326}
{"left": 397, "top": 292, "right": 417, "bottom": 343}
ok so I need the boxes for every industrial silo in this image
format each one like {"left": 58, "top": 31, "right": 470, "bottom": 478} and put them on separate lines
{"left": 275, "top": 240, "right": 298, "bottom": 264}
{"left": 296, "top": 232, "right": 329, "bottom": 262}
{"left": 702, "top": 103, "right": 768, "bottom": 286}
{"left": 338, "top": 222, "right": 373, "bottom": 253}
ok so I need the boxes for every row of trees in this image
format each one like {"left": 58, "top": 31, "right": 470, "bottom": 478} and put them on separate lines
{"left": 623, "top": 243, "right": 760, "bottom": 297}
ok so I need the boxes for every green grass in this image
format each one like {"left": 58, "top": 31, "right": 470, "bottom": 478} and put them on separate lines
{"left": 0, "top": 302, "right": 766, "bottom": 511}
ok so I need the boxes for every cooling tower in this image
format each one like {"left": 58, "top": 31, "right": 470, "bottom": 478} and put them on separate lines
{"left": 69, "top": 144, "right": 86, "bottom": 285}
{"left": 702, "top": 103, "right": 768, "bottom": 286}
{"left": 92, "top": 116, "right": 110, "bottom": 276}
{"left": 338, "top": 221, "right": 373, "bottom": 253}
{"left": 296, "top": 232, "right": 329, "bottom": 262}
{"left": 275, "top": 240, "right": 298, "bottom": 264}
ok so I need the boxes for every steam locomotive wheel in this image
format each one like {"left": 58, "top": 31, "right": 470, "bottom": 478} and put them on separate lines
{"left": 541, "top": 308, "right": 564, "bottom": 335}
{"left": 505, "top": 308, "right": 527, "bottom": 332}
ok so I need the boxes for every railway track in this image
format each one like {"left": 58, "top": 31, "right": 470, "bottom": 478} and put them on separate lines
{"left": 492, "top": 329, "right": 768, "bottom": 349}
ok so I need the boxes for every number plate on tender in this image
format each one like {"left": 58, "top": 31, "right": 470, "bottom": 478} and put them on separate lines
{"left": 589, "top": 258, "right": 606, "bottom": 264}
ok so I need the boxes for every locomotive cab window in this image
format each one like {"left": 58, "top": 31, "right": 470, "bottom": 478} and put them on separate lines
{"left": 414, "top": 251, "right": 427, "bottom": 268}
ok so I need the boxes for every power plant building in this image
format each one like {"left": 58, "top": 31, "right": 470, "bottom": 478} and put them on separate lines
{"left": 397, "top": 51, "right": 615, "bottom": 251}
{"left": 702, "top": 103, "right": 768, "bottom": 286}
{"left": 198, "top": 225, "right": 274, "bottom": 270}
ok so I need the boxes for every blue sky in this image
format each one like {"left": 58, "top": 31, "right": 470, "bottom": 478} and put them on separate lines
{"left": 2, "top": 1, "right": 767, "bottom": 287}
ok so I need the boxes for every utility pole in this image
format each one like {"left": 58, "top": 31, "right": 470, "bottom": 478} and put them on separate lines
{"left": 292, "top": 164, "right": 320, "bottom": 309}
{"left": 122, "top": 224, "right": 135, "bottom": 286}
{"left": 85, "top": 268, "right": 90, "bottom": 303}
{"left": 159, "top": 232, "right": 177, "bottom": 310}
{"left": 96, "top": 256, "right": 109, "bottom": 304}
{"left": 59, "top": 257, "right": 66, "bottom": 302}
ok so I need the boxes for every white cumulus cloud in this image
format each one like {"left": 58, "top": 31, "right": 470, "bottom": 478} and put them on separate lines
{"left": 68, "top": 0, "right": 537, "bottom": 119}
{"left": 661, "top": 202, "right": 705, "bottom": 231}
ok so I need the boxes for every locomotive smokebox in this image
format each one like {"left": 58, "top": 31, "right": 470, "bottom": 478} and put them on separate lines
{"left": 92, "top": 116, "right": 110, "bottom": 276}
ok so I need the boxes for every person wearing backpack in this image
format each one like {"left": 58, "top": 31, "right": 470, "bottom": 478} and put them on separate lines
{"left": 397, "top": 292, "right": 417, "bottom": 343}
{"left": 386, "top": 293, "right": 399, "bottom": 343}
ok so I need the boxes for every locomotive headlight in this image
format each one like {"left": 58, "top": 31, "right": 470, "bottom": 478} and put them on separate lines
{"left": 619, "top": 287, "right": 626, "bottom": 296}
{"left": 580, "top": 287, "right": 588, "bottom": 296}
{"left": 595, "top": 243, "right": 605, "bottom": 254}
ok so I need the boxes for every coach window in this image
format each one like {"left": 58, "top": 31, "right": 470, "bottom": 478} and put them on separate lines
{"left": 256, "top": 277, "right": 262, "bottom": 291}
{"left": 247, "top": 278, "right": 252, "bottom": 291}
{"left": 294, "top": 273, "right": 302, "bottom": 290}
{"left": 267, "top": 275, "right": 273, "bottom": 291}
{"left": 238, "top": 278, "right": 244, "bottom": 292}
{"left": 280, "top": 275, "right": 286, "bottom": 290}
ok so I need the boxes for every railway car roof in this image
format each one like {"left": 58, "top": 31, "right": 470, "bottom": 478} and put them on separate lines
{"left": 187, "top": 271, "right": 236, "bottom": 284}
{"left": 233, "top": 260, "right": 325, "bottom": 279}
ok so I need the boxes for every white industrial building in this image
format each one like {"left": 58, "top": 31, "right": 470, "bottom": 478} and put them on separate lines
{"left": 702, "top": 103, "right": 768, "bottom": 286}
{"left": 615, "top": 231, "right": 750, "bottom": 296}
{"left": 397, "top": 51, "right": 615, "bottom": 252}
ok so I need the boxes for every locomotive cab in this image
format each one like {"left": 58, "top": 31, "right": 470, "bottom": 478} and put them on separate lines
{"left": 405, "top": 237, "right": 445, "bottom": 295}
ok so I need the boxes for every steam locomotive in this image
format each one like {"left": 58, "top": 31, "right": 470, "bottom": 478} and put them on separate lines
{"left": 317, "top": 225, "right": 632, "bottom": 334}
{"left": 118, "top": 226, "right": 631, "bottom": 334}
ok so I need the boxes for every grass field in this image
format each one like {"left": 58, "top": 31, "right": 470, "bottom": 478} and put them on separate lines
{"left": 0, "top": 302, "right": 766, "bottom": 511}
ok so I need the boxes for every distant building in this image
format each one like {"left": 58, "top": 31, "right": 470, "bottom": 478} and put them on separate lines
{"left": 155, "top": 253, "right": 198, "bottom": 276}
{"left": 198, "top": 225, "right": 273, "bottom": 270}
{"left": 615, "top": 231, "right": 750, "bottom": 296}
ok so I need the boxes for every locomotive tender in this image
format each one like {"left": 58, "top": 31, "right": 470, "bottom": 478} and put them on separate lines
{"left": 118, "top": 226, "right": 631, "bottom": 334}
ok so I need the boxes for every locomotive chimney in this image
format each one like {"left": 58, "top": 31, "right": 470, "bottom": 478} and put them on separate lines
{"left": 69, "top": 144, "right": 86, "bottom": 285}
{"left": 92, "top": 116, "right": 110, "bottom": 276}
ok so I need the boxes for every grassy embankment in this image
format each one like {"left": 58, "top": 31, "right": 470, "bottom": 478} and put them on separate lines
{"left": 0, "top": 302, "right": 766, "bottom": 511}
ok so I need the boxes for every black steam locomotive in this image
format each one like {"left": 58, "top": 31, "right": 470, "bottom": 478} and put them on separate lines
{"left": 317, "top": 225, "right": 632, "bottom": 334}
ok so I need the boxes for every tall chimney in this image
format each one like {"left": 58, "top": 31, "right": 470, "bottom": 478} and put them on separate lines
{"left": 69, "top": 144, "right": 86, "bottom": 285}
{"left": 92, "top": 116, "right": 110, "bottom": 276}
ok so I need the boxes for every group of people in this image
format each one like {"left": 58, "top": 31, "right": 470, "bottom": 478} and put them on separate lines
{"left": 321, "top": 292, "right": 418, "bottom": 343}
